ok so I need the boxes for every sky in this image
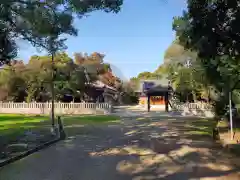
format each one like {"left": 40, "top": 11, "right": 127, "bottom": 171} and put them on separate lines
{"left": 18, "top": 0, "right": 186, "bottom": 80}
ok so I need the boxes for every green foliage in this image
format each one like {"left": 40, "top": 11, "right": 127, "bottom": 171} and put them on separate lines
{"left": 154, "top": 65, "right": 167, "bottom": 74}
{"left": 0, "top": 0, "right": 123, "bottom": 65}
{"left": 164, "top": 40, "right": 212, "bottom": 102}
{"left": 0, "top": 28, "right": 17, "bottom": 65}
{"left": 0, "top": 52, "right": 122, "bottom": 102}
{"left": 118, "top": 81, "right": 139, "bottom": 104}
{"left": 164, "top": 41, "right": 185, "bottom": 60}
{"left": 130, "top": 39, "right": 214, "bottom": 103}
{"left": 128, "top": 71, "right": 162, "bottom": 95}
{"left": 0, "top": 114, "right": 120, "bottom": 158}
{"left": 232, "top": 91, "right": 240, "bottom": 105}
{"left": 172, "top": 0, "right": 240, "bottom": 115}
{"left": 121, "top": 89, "right": 139, "bottom": 105}
{"left": 173, "top": 0, "right": 240, "bottom": 93}
{"left": 0, "top": 0, "right": 123, "bottom": 104}
{"left": 137, "top": 71, "right": 161, "bottom": 80}
{"left": 121, "top": 93, "right": 139, "bottom": 105}
{"left": 213, "top": 98, "right": 228, "bottom": 117}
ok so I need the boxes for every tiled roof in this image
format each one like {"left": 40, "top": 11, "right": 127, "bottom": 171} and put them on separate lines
{"left": 135, "top": 77, "right": 170, "bottom": 92}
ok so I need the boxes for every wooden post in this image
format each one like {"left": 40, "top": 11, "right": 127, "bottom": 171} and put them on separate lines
{"left": 57, "top": 116, "right": 66, "bottom": 139}
{"left": 229, "top": 91, "right": 233, "bottom": 140}
{"left": 147, "top": 95, "right": 150, "bottom": 112}
{"left": 165, "top": 92, "right": 169, "bottom": 112}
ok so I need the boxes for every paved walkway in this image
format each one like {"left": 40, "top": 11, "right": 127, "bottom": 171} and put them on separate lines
{"left": 1, "top": 108, "right": 240, "bottom": 180}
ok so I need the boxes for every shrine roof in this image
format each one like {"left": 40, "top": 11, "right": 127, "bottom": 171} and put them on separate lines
{"left": 135, "top": 76, "right": 170, "bottom": 93}
{"left": 146, "top": 85, "right": 172, "bottom": 95}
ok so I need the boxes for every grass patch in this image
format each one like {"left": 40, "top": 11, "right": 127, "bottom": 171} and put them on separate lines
{"left": 234, "top": 128, "right": 240, "bottom": 132}
{"left": 0, "top": 114, "right": 120, "bottom": 159}
{"left": 184, "top": 118, "right": 216, "bottom": 137}
{"left": 0, "top": 114, "right": 51, "bottom": 159}
{"left": 217, "top": 119, "right": 240, "bottom": 132}
{"left": 0, "top": 114, "right": 120, "bottom": 138}
{"left": 0, "top": 114, "right": 49, "bottom": 135}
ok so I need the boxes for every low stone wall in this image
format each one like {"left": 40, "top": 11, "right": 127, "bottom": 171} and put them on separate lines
{"left": 137, "top": 102, "right": 214, "bottom": 117}
{"left": 0, "top": 102, "right": 112, "bottom": 115}
{"left": 172, "top": 102, "right": 214, "bottom": 118}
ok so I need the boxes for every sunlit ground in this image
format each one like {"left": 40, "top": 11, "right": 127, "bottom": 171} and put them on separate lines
{"left": 0, "top": 114, "right": 120, "bottom": 160}
{"left": 88, "top": 117, "right": 240, "bottom": 179}
{"left": 89, "top": 140, "right": 237, "bottom": 179}
{"left": 1, "top": 111, "right": 240, "bottom": 180}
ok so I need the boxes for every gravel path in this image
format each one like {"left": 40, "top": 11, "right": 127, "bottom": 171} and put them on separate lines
{"left": 1, "top": 108, "right": 240, "bottom": 180}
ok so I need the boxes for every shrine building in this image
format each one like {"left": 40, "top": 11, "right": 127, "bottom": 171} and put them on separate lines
{"left": 135, "top": 78, "right": 172, "bottom": 111}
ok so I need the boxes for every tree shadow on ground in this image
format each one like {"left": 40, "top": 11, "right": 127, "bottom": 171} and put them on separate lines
{"left": 0, "top": 116, "right": 54, "bottom": 160}
{"left": 59, "top": 115, "right": 240, "bottom": 180}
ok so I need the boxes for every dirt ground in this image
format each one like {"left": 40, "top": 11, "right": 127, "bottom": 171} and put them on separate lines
{"left": 1, "top": 108, "right": 240, "bottom": 180}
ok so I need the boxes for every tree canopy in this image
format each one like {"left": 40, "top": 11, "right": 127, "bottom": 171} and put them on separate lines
{"left": 172, "top": 0, "right": 240, "bottom": 114}
{"left": 0, "top": 0, "right": 123, "bottom": 65}
{"left": 173, "top": 0, "right": 240, "bottom": 92}
{"left": 129, "top": 39, "right": 214, "bottom": 103}
{"left": 0, "top": 52, "right": 123, "bottom": 102}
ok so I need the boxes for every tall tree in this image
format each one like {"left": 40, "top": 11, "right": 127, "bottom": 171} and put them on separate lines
{"left": 173, "top": 0, "right": 240, "bottom": 114}
{"left": 173, "top": 0, "right": 240, "bottom": 93}
{"left": 0, "top": 0, "right": 123, "bottom": 64}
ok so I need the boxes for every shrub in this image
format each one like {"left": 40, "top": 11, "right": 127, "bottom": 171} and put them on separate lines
{"left": 213, "top": 98, "right": 228, "bottom": 117}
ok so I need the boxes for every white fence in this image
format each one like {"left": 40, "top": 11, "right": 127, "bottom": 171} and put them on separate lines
{"left": 171, "top": 102, "right": 214, "bottom": 117}
{"left": 0, "top": 102, "right": 112, "bottom": 115}
{"left": 141, "top": 102, "right": 214, "bottom": 117}
{"left": 172, "top": 102, "right": 213, "bottom": 111}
